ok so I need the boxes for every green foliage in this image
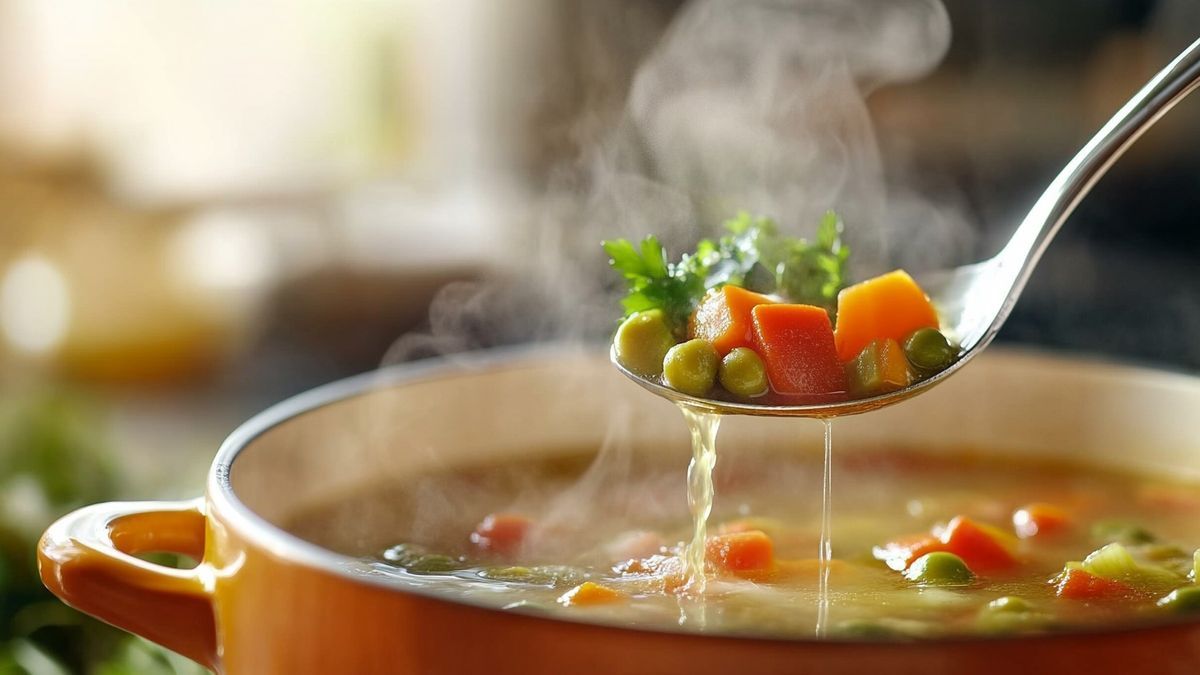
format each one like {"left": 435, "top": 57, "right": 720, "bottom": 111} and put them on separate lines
{"left": 0, "top": 390, "right": 205, "bottom": 675}
{"left": 603, "top": 210, "right": 851, "bottom": 332}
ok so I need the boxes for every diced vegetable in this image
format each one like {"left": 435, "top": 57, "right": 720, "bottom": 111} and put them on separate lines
{"left": 662, "top": 339, "right": 719, "bottom": 396}
{"left": 874, "top": 534, "right": 941, "bottom": 572}
{"left": 614, "top": 310, "right": 676, "bottom": 377}
{"left": 382, "top": 544, "right": 466, "bottom": 574}
{"left": 751, "top": 304, "right": 846, "bottom": 396}
{"left": 557, "top": 581, "right": 623, "bottom": 606}
{"left": 985, "top": 596, "right": 1031, "bottom": 613}
{"left": 1091, "top": 520, "right": 1156, "bottom": 545}
{"left": 612, "top": 554, "right": 686, "bottom": 592}
{"left": 903, "top": 327, "right": 955, "bottom": 373}
{"left": 478, "top": 565, "right": 584, "bottom": 587}
{"left": 936, "top": 517, "right": 1019, "bottom": 572}
{"left": 846, "top": 338, "right": 911, "bottom": 397}
{"left": 1054, "top": 566, "right": 1135, "bottom": 600}
{"left": 1157, "top": 586, "right": 1200, "bottom": 613}
{"left": 1076, "top": 542, "right": 1183, "bottom": 591}
{"left": 1012, "top": 503, "right": 1070, "bottom": 539}
{"left": 833, "top": 270, "right": 939, "bottom": 363}
{"left": 718, "top": 347, "right": 769, "bottom": 398}
{"left": 689, "top": 286, "right": 775, "bottom": 357}
{"left": 470, "top": 513, "right": 531, "bottom": 556}
{"left": 976, "top": 596, "right": 1050, "bottom": 633}
{"left": 874, "top": 516, "right": 1018, "bottom": 573}
{"left": 904, "top": 552, "right": 974, "bottom": 586}
{"left": 706, "top": 530, "right": 775, "bottom": 574}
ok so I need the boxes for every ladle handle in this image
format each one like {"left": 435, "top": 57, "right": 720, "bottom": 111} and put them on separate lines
{"left": 37, "top": 498, "right": 219, "bottom": 671}
{"left": 994, "top": 37, "right": 1200, "bottom": 318}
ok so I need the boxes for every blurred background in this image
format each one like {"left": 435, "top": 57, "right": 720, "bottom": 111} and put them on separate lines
{"left": 0, "top": 1, "right": 1198, "bottom": 672}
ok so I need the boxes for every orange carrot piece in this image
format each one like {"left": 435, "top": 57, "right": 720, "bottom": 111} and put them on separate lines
{"left": 1012, "top": 503, "right": 1071, "bottom": 539}
{"left": 613, "top": 554, "right": 686, "bottom": 593}
{"left": 834, "top": 270, "right": 939, "bottom": 362}
{"left": 751, "top": 304, "right": 846, "bottom": 396}
{"left": 557, "top": 581, "right": 623, "bottom": 606}
{"left": 706, "top": 530, "right": 775, "bottom": 574}
{"left": 469, "top": 513, "right": 531, "bottom": 556}
{"left": 873, "top": 534, "right": 942, "bottom": 572}
{"left": 938, "top": 516, "right": 1019, "bottom": 572}
{"left": 874, "top": 516, "right": 1018, "bottom": 573}
{"left": 1055, "top": 568, "right": 1135, "bottom": 600}
{"left": 689, "top": 286, "right": 776, "bottom": 356}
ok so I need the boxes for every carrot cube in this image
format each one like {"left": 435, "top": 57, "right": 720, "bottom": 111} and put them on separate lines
{"left": 469, "top": 513, "right": 531, "bottom": 556}
{"left": 874, "top": 516, "right": 1018, "bottom": 572}
{"left": 834, "top": 270, "right": 939, "bottom": 362}
{"left": 706, "top": 530, "right": 775, "bottom": 573}
{"left": 1012, "top": 503, "right": 1071, "bottom": 539}
{"left": 938, "top": 516, "right": 1018, "bottom": 572}
{"left": 689, "top": 286, "right": 775, "bottom": 356}
{"left": 751, "top": 304, "right": 845, "bottom": 396}
{"left": 557, "top": 581, "right": 623, "bottom": 606}
{"left": 1055, "top": 568, "right": 1134, "bottom": 600}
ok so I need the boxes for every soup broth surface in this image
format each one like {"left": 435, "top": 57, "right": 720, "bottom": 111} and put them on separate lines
{"left": 287, "top": 445, "right": 1200, "bottom": 640}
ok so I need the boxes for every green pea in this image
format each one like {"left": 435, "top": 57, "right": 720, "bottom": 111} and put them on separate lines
{"left": 663, "top": 339, "right": 719, "bottom": 396}
{"left": 614, "top": 310, "right": 676, "bottom": 377}
{"left": 719, "top": 347, "right": 769, "bottom": 398}
{"left": 382, "top": 544, "right": 464, "bottom": 574}
{"left": 903, "top": 328, "right": 955, "bottom": 372}
{"left": 985, "top": 596, "right": 1032, "bottom": 613}
{"left": 1157, "top": 586, "right": 1200, "bottom": 613}
{"left": 977, "top": 598, "right": 1050, "bottom": 634}
{"left": 904, "top": 552, "right": 974, "bottom": 586}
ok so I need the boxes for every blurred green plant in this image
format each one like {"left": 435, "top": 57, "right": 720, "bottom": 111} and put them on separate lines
{"left": 0, "top": 389, "right": 206, "bottom": 675}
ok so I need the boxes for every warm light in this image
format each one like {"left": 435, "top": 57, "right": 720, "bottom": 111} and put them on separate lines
{"left": 0, "top": 253, "right": 71, "bottom": 355}
{"left": 168, "top": 212, "right": 275, "bottom": 293}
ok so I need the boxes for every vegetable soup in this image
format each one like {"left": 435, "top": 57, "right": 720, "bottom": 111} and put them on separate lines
{"left": 286, "top": 445, "right": 1200, "bottom": 639}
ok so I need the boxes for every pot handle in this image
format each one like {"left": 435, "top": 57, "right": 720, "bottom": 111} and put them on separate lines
{"left": 38, "top": 498, "right": 219, "bottom": 671}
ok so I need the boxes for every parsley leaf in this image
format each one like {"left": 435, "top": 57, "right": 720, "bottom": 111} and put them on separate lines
{"left": 603, "top": 210, "right": 851, "bottom": 331}
{"left": 602, "top": 236, "right": 713, "bottom": 334}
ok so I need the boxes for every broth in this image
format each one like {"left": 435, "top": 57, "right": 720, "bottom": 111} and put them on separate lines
{"left": 287, "top": 445, "right": 1200, "bottom": 640}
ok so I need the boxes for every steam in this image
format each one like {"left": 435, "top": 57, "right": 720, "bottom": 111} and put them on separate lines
{"left": 379, "top": 0, "right": 956, "bottom": 556}
{"left": 384, "top": 0, "right": 952, "bottom": 367}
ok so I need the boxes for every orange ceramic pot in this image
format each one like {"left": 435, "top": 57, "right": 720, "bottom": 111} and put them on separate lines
{"left": 38, "top": 348, "right": 1200, "bottom": 674}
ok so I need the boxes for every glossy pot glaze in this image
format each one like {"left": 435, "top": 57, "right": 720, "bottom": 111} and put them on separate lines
{"left": 38, "top": 348, "right": 1200, "bottom": 674}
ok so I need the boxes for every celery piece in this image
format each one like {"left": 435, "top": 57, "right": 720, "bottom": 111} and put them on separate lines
{"left": 1157, "top": 586, "right": 1200, "bottom": 613}
{"left": 479, "top": 565, "right": 584, "bottom": 587}
{"left": 1079, "top": 542, "right": 1184, "bottom": 592}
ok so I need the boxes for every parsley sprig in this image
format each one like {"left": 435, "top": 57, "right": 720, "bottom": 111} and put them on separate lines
{"left": 603, "top": 211, "right": 850, "bottom": 333}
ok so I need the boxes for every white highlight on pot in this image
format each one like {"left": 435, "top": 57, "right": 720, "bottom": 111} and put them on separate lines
{"left": 0, "top": 253, "right": 71, "bottom": 355}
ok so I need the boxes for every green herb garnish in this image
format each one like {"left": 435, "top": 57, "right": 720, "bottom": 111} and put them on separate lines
{"left": 603, "top": 210, "right": 850, "bottom": 333}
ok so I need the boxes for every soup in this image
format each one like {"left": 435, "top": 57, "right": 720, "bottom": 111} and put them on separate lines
{"left": 287, "top": 444, "right": 1200, "bottom": 639}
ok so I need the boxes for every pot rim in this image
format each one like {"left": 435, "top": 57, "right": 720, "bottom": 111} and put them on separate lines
{"left": 207, "top": 343, "right": 1200, "bottom": 647}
